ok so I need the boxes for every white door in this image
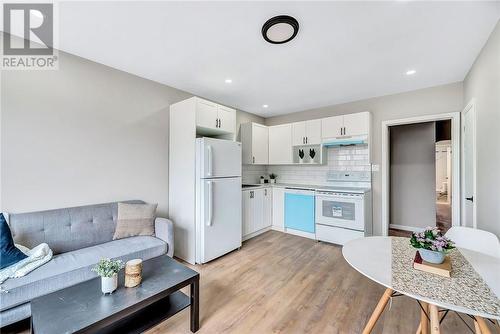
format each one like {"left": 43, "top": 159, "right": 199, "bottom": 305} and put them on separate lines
{"left": 305, "top": 120, "right": 322, "bottom": 144}
{"left": 272, "top": 187, "right": 285, "bottom": 230}
{"left": 269, "top": 124, "right": 293, "bottom": 164}
{"left": 196, "top": 98, "right": 218, "bottom": 130}
{"left": 200, "top": 177, "right": 242, "bottom": 263}
{"left": 263, "top": 187, "right": 272, "bottom": 228}
{"left": 252, "top": 124, "right": 269, "bottom": 164}
{"left": 292, "top": 122, "right": 307, "bottom": 146}
{"left": 343, "top": 112, "right": 369, "bottom": 136}
{"left": 463, "top": 103, "right": 476, "bottom": 228}
{"left": 218, "top": 105, "right": 236, "bottom": 134}
{"left": 198, "top": 138, "right": 241, "bottom": 178}
{"left": 321, "top": 116, "right": 344, "bottom": 138}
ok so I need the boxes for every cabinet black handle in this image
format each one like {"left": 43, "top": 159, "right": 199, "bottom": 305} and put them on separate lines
{"left": 466, "top": 196, "right": 474, "bottom": 202}
{"left": 252, "top": 156, "right": 255, "bottom": 163}
{"left": 218, "top": 119, "right": 221, "bottom": 128}
{"left": 306, "top": 137, "right": 308, "bottom": 144}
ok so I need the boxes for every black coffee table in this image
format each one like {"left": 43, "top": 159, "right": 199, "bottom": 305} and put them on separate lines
{"left": 30, "top": 255, "right": 199, "bottom": 334}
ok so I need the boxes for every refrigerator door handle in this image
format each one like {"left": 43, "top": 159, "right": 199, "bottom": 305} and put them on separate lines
{"left": 207, "top": 181, "right": 213, "bottom": 226}
{"left": 207, "top": 145, "right": 213, "bottom": 177}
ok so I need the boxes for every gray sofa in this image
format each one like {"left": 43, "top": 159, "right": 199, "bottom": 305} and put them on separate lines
{"left": 0, "top": 200, "right": 174, "bottom": 327}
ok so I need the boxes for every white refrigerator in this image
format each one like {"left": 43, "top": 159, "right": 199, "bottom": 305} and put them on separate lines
{"left": 195, "top": 137, "right": 242, "bottom": 264}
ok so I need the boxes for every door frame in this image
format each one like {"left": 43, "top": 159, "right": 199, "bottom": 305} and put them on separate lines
{"left": 381, "top": 112, "right": 461, "bottom": 236}
{"left": 461, "top": 99, "right": 477, "bottom": 228}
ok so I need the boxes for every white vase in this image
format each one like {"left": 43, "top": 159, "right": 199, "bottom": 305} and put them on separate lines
{"left": 101, "top": 274, "right": 118, "bottom": 294}
{"left": 270, "top": 179, "right": 276, "bottom": 184}
{"left": 299, "top": 158, "right": 304, "bottom": 164}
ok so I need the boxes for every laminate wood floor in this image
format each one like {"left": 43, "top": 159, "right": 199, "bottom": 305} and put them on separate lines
{"left": 146, "top": 231, "right": 479, "bottom": 334}
{"left": 6, "top": 231, "right": 489, "bottom": 334}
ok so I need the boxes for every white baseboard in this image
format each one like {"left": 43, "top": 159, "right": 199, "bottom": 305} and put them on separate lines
{"left": 389, "top": 224, "right": 422, "bottom": 233}
{"left": 243, "top": 226, "right": 271, "bottom": 241}
{"left": 271, "top": 225, "right": 284, "bottom": 232}
{"left": 285, "top": 228, "right": 316, "bottom": 240}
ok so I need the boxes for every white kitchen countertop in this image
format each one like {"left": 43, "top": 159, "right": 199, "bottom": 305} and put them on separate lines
{"left": 242, "top": 183, "right": 371, "bottom": 194}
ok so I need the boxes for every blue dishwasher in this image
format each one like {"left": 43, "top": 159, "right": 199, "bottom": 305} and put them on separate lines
{"left": 284, "top": 189, "right": 315, "bottom": 233}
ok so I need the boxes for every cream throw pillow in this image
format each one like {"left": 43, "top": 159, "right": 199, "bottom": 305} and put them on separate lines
{"left": 113, "top": 203, "right": 158, "bottom": 240}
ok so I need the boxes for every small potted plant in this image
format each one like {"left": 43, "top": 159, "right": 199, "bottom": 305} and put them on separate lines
{"left": 92, "top": 258, "right": 124, "bottom": 294}
{"left": 260, "top": 175, "right": 265, "bottom": 184}
{"left": 269, "top": 173, "right": 277, "bottom": 184}
{"left": 410, "top": 227, "right": 455, "bottom": 264}
{"left": 309, "top": 149, "right": 316, "bottom": 163}
{"left": 298, "top": 149, "right": 305, "bottom": 163}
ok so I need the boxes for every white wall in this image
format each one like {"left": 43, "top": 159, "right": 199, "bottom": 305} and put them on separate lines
{"left": 266, "top": 82, "right": 463, "bottom": 235}
{"left": 1, "top": 38, "right": 260, "bottom": 218}
{"left": 390, "top": 122, "right": 436, "bottom": 230}
{"left": 464, "top": 20, "right": 500, "bottom": 237}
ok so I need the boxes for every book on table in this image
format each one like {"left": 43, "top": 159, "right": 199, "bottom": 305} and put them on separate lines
{"left": 413, "top": 251, "right": 451, "bottom": 278}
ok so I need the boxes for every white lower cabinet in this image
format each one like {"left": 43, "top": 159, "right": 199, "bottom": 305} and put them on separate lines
{"left": 271, "top": 187, "right": 285, "bottom": 231}
{"left": 242, "top": 188, "right": 272, "bottom": 240}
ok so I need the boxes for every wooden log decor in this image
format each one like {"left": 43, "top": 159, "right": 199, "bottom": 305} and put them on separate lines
{"left": 125, "top": 259, "right": 143, "bottom": 288}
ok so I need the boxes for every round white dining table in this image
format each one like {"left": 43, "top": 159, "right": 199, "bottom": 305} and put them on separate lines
{"left": 342, "top": 236, "right": 500, "bottom": 334}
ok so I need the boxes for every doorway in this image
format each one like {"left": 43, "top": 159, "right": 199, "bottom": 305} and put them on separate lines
{"left": 462, "top": 100, "right": 476, "bottom": 228}
{"left": 381, "top": 113, "right": 461, "bottom": 236}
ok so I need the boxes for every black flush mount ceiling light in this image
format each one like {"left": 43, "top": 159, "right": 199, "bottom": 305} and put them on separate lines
{"left": 262, "top": 15, "right": 299, "bottom": 44}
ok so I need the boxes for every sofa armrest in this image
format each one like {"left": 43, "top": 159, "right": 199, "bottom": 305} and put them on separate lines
{"left": 155, "top": 217, "right": 174, "bottom": 257}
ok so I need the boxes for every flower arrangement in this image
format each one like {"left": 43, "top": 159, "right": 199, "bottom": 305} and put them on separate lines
{"left": 269, "top": 173, "right": 277, "bottom": 180}
{"left": 298, "top": 149, "right": 305, "bottom": 160}
{"left": 92, "top": 258, "right": 125, "bottom": 278}
{"left": 410, "top": 227, "right": 455, "bottom": 252}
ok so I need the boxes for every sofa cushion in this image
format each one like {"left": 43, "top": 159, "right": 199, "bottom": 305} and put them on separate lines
{"left": 113, "top": 203, "right": 157, "bottom": 240}
{"left": 0, "top": 236, "right": 167, "bottom": 312}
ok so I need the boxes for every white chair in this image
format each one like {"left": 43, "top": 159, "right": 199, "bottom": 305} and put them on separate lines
{"left": 445, "top": 226, "right": 500, "bottom": 258}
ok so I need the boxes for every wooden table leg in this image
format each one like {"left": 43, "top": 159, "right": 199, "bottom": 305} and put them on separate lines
{"left": 420, "top": 302, "right": 429, "bottom": 334}
{"left": 475, "top": 317, "right": 492, "bottom": 334}
{"left": 190, "top": 276, "right": 200, "bottom": 333}
{"left": 474, "top": 320, "right": 483, "bottom": 334}
{"left": 362, "top": 288, "right": 393, "bottom": 334}
{"left": 429, "top": 304, "right": 440, "bottom": 334}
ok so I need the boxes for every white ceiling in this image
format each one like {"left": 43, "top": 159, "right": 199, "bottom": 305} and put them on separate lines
{"left": 56, "top": 1, "right": 500, "bottom": 117}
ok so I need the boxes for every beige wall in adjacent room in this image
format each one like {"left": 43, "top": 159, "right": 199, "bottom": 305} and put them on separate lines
{"left": 266, "top": 82, "right": 463, "bottom": 236}
{"left": 464, "top": 20, "right": 500, "bottom": 237}
{"left": 390, "top": 122, "right": 436, "bottom": 230}
{"left": 0, "top": 36, "right": 259, "bottom": 217}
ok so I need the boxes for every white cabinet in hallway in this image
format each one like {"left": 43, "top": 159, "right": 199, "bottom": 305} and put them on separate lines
{"left": 268, "top": 124, "right": 293, "bottom": 164}
{"left": 195, "top": 97, "right": 236, "bottom": 135}
{"left": 241, "top": 123, "right": 269, "bottom": 165}
{"left": 292, "top": 120, "right": 321, "bottom": 145}
{"left": 242, "top": 187, "right": 272, "bottom": 240}
{"left": 321, "top": 112, "right": 370, "bottom": 138}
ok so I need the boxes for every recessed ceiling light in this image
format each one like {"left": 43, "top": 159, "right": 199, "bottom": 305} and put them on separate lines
{"left": 224, "top": 78, "right": 232, "bottom": 84}
{"left": 406, "top": 70, "right": 417, "bottom": 75}
{"left": 262, "top": 15, "right": 299, "bottom": 44}
{"left": 262, "top": 104, "right": 269, "bottom": 108}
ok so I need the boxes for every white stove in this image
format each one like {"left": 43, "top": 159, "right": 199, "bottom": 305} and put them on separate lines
{"left": 315, "top": 171, "right": 372, "bottom": 245}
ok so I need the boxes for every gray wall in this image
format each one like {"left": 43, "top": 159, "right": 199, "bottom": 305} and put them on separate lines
{"left": 390, "top": 122, "right": 436, "bottom": 230}
{"left": 266, "top": 82, "right": 463, "bottom": 236}
{"left": 0, "top": 38, "right": 260, "bottom": 217}
{"left": 464, "top": 20, "right": 500, "bottom": 237}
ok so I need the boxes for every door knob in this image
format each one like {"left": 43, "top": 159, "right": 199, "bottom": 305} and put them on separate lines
{"left": 465, "top": 196, "right": 474, "bottom": 202}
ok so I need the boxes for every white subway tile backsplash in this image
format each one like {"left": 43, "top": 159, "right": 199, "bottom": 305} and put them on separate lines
{"left": 241, "top": 144, "right": 370, "bottom": 185}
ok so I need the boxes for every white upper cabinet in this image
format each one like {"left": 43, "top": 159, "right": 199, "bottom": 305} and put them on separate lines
{"left": 241, "top": 123, "right": 269, "bottom": 165}
{"left": 195, "top": 97, "right": 236, "bottom": 135}
{"left": 321, "top": 112, "right": 370, "bottom": 138}
{"left": 196, "top": 98, "right": 219, "bottom": 130}
{"left": 292, "top": 120, "right": 321, "bottom": 145}
{"left": 321, "top": 115, "right": 344, "bottom": 138}
{"left": 305, "top": 119, "right": 322, "bottom": 144}
{"left": 343, "top": 112, "right": 370, "bottom": 136}
{"left": 269, "top": 124, "right": 293, "bottom": 164}
{"left": 217, "top": 105, "right": 236, "bottom": 134}
{"left": 292, "top": 122, "right": 307, "bottom": 146}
